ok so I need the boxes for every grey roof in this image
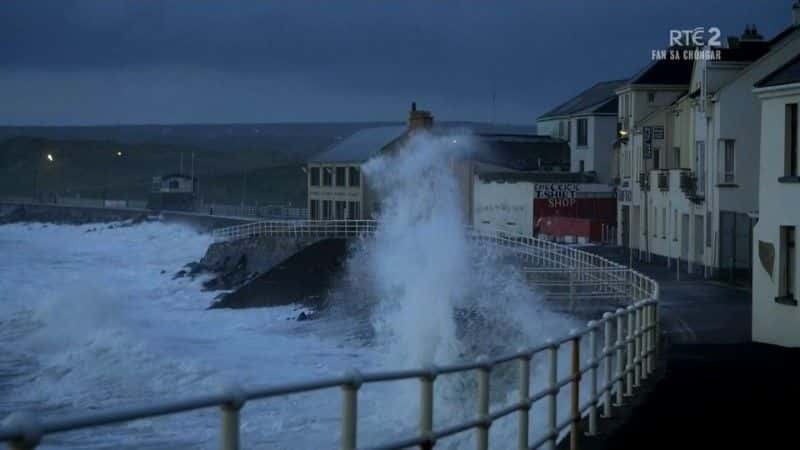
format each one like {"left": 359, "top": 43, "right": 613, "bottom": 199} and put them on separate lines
{"left": 538, "top": 79, "right": 627, "bottom": 120}
{"left": 624, "top": 57, "right": 693, "bottom": 87}
{"left": 755, "top": 54, "right": 800, "bottom": 88}
{"left": 308, "top": 126, "right": 405, "bottom": 163}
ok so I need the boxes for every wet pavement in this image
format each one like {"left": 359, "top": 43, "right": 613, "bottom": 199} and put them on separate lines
{"left": 565, "top": 246, "right": 798, "bottom": 450}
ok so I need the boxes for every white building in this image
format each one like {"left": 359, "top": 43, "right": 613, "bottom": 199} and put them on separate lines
{"left": 616, "top": 16, "right": 800, "bottom": 280}
{"left": 752, "top": 53, "right": 800, "bottom": 347}
{"left": 307, "top": 104, "right": 570, "bottom": 222}
{"left": 537, "top": 79, "right": 627, "bottom": 183}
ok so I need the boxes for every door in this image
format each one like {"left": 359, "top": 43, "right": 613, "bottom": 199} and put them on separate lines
{"left": 632, "top": 206, "right": 641, "bottom": 251}
{"left": 621, "top": 205, "right": 630, "bottom": 248}
{"left": 694, "top": 214, "right": 705, "bottom": 264}
{"left": 681, "top": 214, "right": 690, "bottom": 261}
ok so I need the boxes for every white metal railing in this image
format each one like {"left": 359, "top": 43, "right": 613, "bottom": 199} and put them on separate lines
{"left": 0, "top": 196, "right": 305, "bottom": 219}
{"left": 0, "top": 223, "right": 659, "bottom": 450}
{"left": 201, "top": 202, "right": 308, "bottom": 220}
{"left": 211, "top": 221, "right": 646, "bottom": 303}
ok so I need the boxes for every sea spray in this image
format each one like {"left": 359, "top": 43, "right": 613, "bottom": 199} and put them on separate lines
{"left": 352, "top": 131, "right": 579, "bottom": 448}
{"left": 362, "top": 132, "right": 474, "bottom": 368}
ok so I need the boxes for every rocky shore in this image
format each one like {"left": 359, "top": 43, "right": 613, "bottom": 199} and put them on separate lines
{"left": 180, "top": 235, "right": 352, "bottom": 314}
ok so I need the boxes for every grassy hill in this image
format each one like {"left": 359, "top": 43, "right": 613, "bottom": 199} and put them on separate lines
{"left": 0, "top": 123, "right": 398, "bottom": 205}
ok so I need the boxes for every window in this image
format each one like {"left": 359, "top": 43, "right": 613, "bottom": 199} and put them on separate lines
{"left": 706, "top": 212, "right": 712, "bottom": 248}
{"left": 310, "top": 167, "right": 320, "bottom": 186}
{"left": 648, "top": 92, "right": 656, "bottom": 103}
{"left": 322, "top": 167, "right": 333, "bottom": 186}
{"left": 577, "top": 118, "right": 588, "bottom": 147}
{"left": 322, "top": 200, "right": 332, "bottom": 219}
{"left": 335, "top": 167, "right": 346, "bottom": 186}
{"left": 310, "top": 199, "right": 319, "bottom": 220}
{"left": 785, "top": 104, "right": 798, "bottom": 178}
{"left": 779, "top": 226, "right": 796, "bottom": 303}
{"left": 349, "top": 167, "right": 361, "bottom": 187}
{"left": 672, "top": 147, "right": 681, "bottom": 169}
{"left": 720, "top": 140, "right": 735, "bottom": 184}
{"left": 653, "top": 147, "right": 660, "bottom": 170}
{"left": 347, "top": 201, "right": 360, "bottom": 220}
{"left": 335, "top": 201, "right": 346, "bottom": 219}
{"left": 662, "top": 208, "right": 667, "bottom": 238}
{"left": 579, "top": 160, "right": 585, "bottom": 172}
{"left": 168, "top": 180, "right": 179, "bottom": 190}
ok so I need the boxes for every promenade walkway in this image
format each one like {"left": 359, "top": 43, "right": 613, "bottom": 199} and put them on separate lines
{"left": 577, "top": 246, "right": 797, "bottom": 450}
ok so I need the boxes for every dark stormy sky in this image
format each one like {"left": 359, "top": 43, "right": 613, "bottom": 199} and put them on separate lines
{"left": 0, "top": 1, "right": 793, "bottom": 126}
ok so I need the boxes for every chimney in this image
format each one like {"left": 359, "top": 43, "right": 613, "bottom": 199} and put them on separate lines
{"left": 740, "top": 24, "right": 764, "bottom": 42}
{"left": 794, "top": 1, "right": 800, "bottom": 26}
{"left": 407, "top": 101, "right": 434, "bottom": 132}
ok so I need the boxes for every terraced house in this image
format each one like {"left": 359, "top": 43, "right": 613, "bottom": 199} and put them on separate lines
{"left": 616, "top": 14, "right": 800, "bottom": 282}
{"left": 537, "top": 79, "right": 626, "bottom": 183}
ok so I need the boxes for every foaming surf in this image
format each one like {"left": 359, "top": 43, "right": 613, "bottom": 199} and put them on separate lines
{"left": 1, "top": 134, "right": 584, "bottom": 449}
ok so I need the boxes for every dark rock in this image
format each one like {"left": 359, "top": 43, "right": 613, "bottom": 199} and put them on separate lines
{"left": 296, "top": 312, "right": 308, "bottom": 321}
{"left": 208, "top": 238, "right": 348, "bottom": 310}
{"left": 173, "top": 270, "right": 187, "bottom": 279}
{"left": 160, "top": 269, "right": 167, "bottom": 274}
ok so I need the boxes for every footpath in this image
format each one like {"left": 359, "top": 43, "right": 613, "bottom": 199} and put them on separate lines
{"left": 569, "top": 246, "right": 799, "bottom": 450}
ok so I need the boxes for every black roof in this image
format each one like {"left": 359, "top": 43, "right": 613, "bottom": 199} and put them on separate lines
{"left": 626, "top": 56, "right": 694, "bottom": 86}
{"left": 539, "top": 79, "right": 627, "bottom": 120}
{"left": 159, "top": 173, "right": 195, "bottom": 180}
{"left": 718, "top": 41, "right": 771, "bottom": 62}
{"left": 755, "top": 53, "right": 800, "bottom": 88}
{"left": 472, "top": 134, "right": 570, "bottom": 171}
{"left": 477, "top": 171, "right": 598, "bottom": 183}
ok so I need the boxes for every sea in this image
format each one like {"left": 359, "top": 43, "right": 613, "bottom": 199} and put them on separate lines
{"left": 0, "top": 133, "right": 587, "bottom": 449}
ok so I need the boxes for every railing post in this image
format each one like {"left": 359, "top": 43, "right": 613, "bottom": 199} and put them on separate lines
{"left": 614, "top": 309, "right": 625, "bottom": 406}
{"left": 476, "top": 359, "right": 491, "bottom": 450}
{"left": 602, "top": 313, "right": 613, "bottom": 418}
{"left": 341, "top": 371, "right": 362, "bottom": 450}
{"left": 419, "top": 367, "right": 436, "bottom": 450}
{"left": 547, "top": 341, "right": 558, "bottom": 450}
{"left": 587, "top": 322, "right": 598, "bottom": 436}
{"left": 517, "top": 352, "right": 531, "bottom": 450}
{"left": 569, "top": 269, "right": 576, "bottom": 312}
{"left": 634, "top": 306, "right": 642, "bottom": 386}
{"left": 625, "top": 306, "right": 634, "bottom": 396}
{"left": 570, "top": 332, "right": 581, "bottom": 450}
{"left": 220, "top": 385, "right": 246, "bottom": 450}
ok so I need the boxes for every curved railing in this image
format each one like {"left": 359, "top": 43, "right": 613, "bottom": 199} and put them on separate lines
{"left": 1, "top": 221, "right": 659, "bottom": 450}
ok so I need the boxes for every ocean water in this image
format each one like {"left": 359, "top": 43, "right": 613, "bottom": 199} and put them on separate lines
{"left": 0, "top": 133, "right": 587, "bottom": 449}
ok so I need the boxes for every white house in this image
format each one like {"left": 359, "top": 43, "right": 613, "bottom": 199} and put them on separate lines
{"left": 752, "top": 53, "right": 800, "bottom": 347}
{"left": 615, "top": 14, "right": 800, "bottom": 281}
{"left": 537, "top": 79, "right": 627, "bottom": 183}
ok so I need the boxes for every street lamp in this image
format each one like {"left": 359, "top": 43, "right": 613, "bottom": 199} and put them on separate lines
{"left": 46, "top": 153, "right": 54, "bottom": 162}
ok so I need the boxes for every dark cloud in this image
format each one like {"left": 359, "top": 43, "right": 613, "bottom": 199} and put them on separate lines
{"left": 0, "top": 0, "right": 792, "bottom": 125}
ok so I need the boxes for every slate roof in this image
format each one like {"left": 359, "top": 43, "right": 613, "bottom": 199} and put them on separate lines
{"left": 471, "top": 134, "right": 570, "bottom": 171}
{"left": 476, "top": 171, "right": 599, "bottom": 183}
{"left": 309, "top": 124, "right": 569, "bottom": 172}
{"left": 308, "top": 126, "right": 405, "bottom": 163}
{"left": 755, "top": 53, "right": 800, "bottom": 88}
{"left": 626, "top": 57, "right": 694, "bottom": 86}
{"left": 538, "top": 79, "right": 627, "bottom": 120}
